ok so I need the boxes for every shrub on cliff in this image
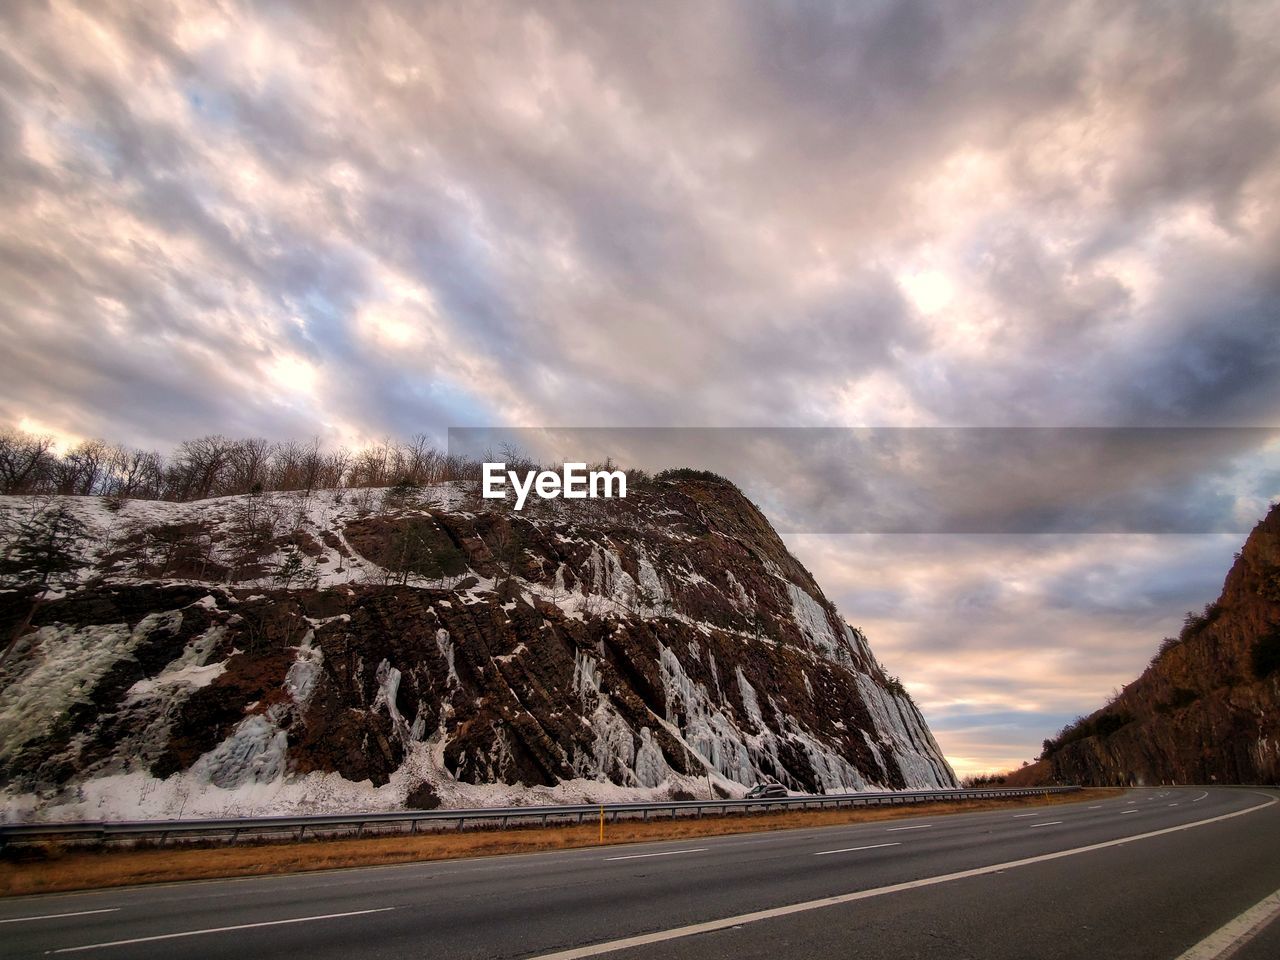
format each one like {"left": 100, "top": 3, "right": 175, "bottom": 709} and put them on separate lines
{"left": 1253, "top": 625, "right": 1280, "bottom": 680}
{"left": 1040, "top": 710, "right": 1135, "bottom": 757}
{"left": 883, "top": 675, "right": 915, "bottom": 704}
{"left": 655, "top": 467, "right": 734, "bottom": 486}
{"left": 1179, "top": 602, "right": 1223, "bottom": 644}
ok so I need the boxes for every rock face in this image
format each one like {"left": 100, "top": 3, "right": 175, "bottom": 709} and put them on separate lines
{"left": 1025, "top": 504, "right": 1280, "bottom": 787}
{"left": 0, "top": 475, "right": 956, "bottom": 820}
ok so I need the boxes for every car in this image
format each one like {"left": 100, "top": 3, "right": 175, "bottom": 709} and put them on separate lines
{"left": 744, "top": 782, "right": 788, "bottom": 799}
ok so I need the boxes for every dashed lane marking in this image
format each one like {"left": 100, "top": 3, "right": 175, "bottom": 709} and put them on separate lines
{"left": 815, "top": 842, "right": 901, "bottom": 857}
{"left": 1, "top": 910, "right": 119, "bottom": 925}
{"left": 604, "top": 848, "right": 708, "bottom": 862}
{"left": 47, "top": 908, "right": 396, "bottom": 954}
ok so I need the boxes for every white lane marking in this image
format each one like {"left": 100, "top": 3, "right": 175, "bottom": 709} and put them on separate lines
{"left": 604, "top": 848, "right": 708, "bottom": 862}
{"left": 1173, "top": 885, "right": 1280, "bottom": 960}
{"left": 47, "top": 908, "right": 395, "bottom": 954}
{"left": 1170, "top": 803, "right": 1180, "bottom": 807}
{"left": 1028, "top": 821, "right": 1064, "bottom": 828}
{"left": 0, "top": 909, "right": 119, "bottom": 925}
{"left": 521, "top": 793, "right": 1277, "bottom": 960}
{"left": 1122, "top": 810, "right": 1138, "bottom": 815}
{"left": 815, "top": 842, "right": 901, "bottom": 857}
{"left": 1012, "top": 813, "right": 1040, "bottom": 818}
{"left": 1088, "top": 806, "right": 1103, "bottom": 810}
{"left": 1193, "top": 792, "right": 1209, "bottom": 802}
{"left": 1127, "top": 800, "right": 1137, "bottom": 804}
{"left": 885, "top": 824, "right": 933, "bottom": 832}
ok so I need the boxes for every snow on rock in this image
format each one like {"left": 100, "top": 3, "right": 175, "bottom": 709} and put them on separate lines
{"left": 373, "top": 659, "right": 411, "bottom": 743}
{"left": 660, "top": 650, "right": 753, "bottom": 783}
{"left": 787, "top": 581, "right": 858, "bottom": 666}
{"left": 0, "top": 622, "right": 135, "bottom": 764}
{"left": 435, "top": 629, "right": 460, "bottom": 687}
{"left": 283, "top": 630, "right": 322, "bottom": 704}
{"left": 128, "top": 656, "right": 227, "bottom": 698}
{"left": 574, "top": 697, "right": 636, "bottom": 783}
{"left": 191, "top": 715, "right": 289, "bottom": 790}
{"left": 634, "top": 728, "right": 671, "bottom": 787}
{"left": 854, "top": 672, "right": 954, "bottom": 789}
{"left": 735, "top": 666, "right": 764, "bottom": 730}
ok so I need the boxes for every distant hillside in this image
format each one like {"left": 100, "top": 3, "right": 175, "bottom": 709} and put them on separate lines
{"left": 1013, "top": 504, "right": 1280, "bottom": 787}
{"left": 0, "top": 474, "right": 954, "bottom": 822}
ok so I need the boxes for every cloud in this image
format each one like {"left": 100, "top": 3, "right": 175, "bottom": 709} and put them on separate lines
{"left": 789, "top": 531, "right": 1243, "bottom": 773}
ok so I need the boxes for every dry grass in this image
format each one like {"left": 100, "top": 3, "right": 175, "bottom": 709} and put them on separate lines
{"left": 0, "top": 789, "right": 1119, "bottom": 897}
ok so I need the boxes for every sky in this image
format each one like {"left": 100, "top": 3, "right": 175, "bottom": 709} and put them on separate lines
{"left": 2, "top": 0, "right": 1279, "bottom": 775}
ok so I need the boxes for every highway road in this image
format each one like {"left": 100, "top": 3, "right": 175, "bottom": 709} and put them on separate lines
{"left": 3, "top": 786, "right": 1280, "bottom": 960}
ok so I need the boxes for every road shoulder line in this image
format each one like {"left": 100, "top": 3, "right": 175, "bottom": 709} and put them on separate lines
{"left": 1174, "top": 886, "right": 1280, "bottom": 960}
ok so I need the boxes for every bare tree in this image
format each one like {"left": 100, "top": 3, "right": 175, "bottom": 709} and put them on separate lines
{"left": 56, "top": 439, "right": 113, "bottom": 495}
{"left": 0, "top": 429, "right": 56, "bottom": 493}
{"left": 226, "top": 438, "right": 274, "bottom": 494}
{"left": 319, "top": 446, "right": 351, "bottom": 489}
{"left": 0, "top": 427, "right": 495, "bottom": 501}
{"left": 298, "top": 436, "right": 323, "bottom": 496}
{"left": 106, "top": 446, "right": 164, "bottom": 499}
{"left": 168, "top": 435, "right": 234, "bottom": 500}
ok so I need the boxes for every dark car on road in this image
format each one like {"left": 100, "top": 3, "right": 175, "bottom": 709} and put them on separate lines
{"left": 745, "top": 782, "right": 788, "bottom": 799}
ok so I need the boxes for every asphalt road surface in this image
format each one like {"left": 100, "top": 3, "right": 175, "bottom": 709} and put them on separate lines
{"left": 4, "top": 787, "right": 1280, "bottom": 960}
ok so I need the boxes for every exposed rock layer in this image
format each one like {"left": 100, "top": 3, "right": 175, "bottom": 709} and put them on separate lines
{"left": 0, "top": 476, "right": 956, "bottom": 819}
{"left": 1015, "top": 505, "right": 1280, "bottom": 787}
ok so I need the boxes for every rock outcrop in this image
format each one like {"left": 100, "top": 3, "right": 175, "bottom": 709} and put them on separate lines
{"left": 0, "top": 474, "right": 956, "bottom": 820}
{"left": 1023, "top": 504, "right": 1280, "bottom": 787}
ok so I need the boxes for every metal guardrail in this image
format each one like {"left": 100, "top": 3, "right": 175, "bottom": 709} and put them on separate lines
{"left": 0, "top": 786, "right": 1079, "bottom": 847}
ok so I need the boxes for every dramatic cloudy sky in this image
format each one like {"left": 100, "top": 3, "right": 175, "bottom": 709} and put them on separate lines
{"left": 3, "top": 0, "right": 1279, "bottom": 774}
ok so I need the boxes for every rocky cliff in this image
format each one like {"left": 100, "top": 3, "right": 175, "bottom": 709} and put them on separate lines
{"left": 0, "top": 473, "right": 955, "bottom": 820}
{"left": 1023, "top": 504, "right": 1280, "bottom": 787}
